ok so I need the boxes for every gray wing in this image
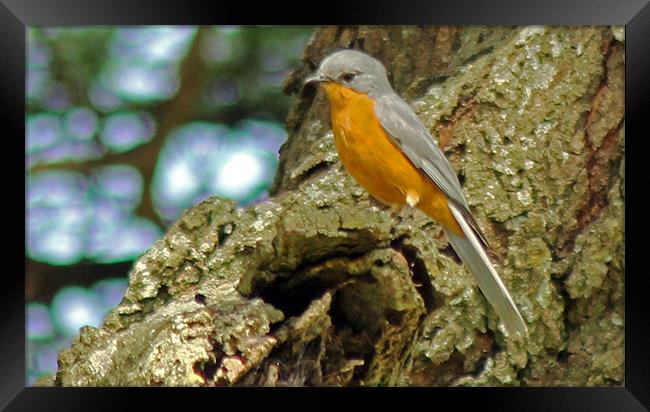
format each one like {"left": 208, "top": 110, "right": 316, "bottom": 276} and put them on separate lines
{"left": 374, "top": 93, "right": 488, "bottom": 246}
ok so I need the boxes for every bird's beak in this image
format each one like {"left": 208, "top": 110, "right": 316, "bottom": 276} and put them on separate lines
{"left": 304, "top": 71, "right": 327, "bottom": 85}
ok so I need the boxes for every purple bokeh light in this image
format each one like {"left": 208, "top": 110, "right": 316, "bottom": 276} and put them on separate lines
{"left": 100, "top": 111, "right": 156, "bottom": 152}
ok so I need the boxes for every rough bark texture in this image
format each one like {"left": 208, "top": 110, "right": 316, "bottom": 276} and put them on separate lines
{"left": 47, "top": 26, "right": 624, "bottom": 387}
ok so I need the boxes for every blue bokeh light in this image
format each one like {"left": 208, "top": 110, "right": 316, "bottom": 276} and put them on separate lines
{"left": 152, "top": 122, "right": 229, "bottom": 222}
{"left": 27, "top": 31, "right": 51, "bottom": 102}
{"left": 112, "top": 26, "right": 197, "bottom": 64}
{"left": 102, "top": 63, "right": 180, "bottom": 103}
{"left": 27, "top": 169, "right": 161, "bottom": 265}
{"left": 100, "top": 111, "right": 156, "bottom": 152}
{"left": 27, "top": 170, "right": 88, "bottom": 207}
{"left": 29, "top": 141, "right": 105, "bottom": 169}
{"left": 32, "top": 229, "right": 86, "bottom": 266}
{"left": 238, "top": 119, "right": 287, "bottom": 156}
{"left": 211, "top": 148, "right": 274, "bottom": 201}
{"left": 85, "top": 198, "right": 130, "bottom": 261}
{"left": 33, "top": 342, "right": 60, "bottom": 375}
{"left": 27, "top": 337, "right": 71, "bottom": 385}
{"left": 28, "top": 107, "right": 104, "bottom": 168}
{"left": 92, "top": 164, "right": 143, "bottom": 208}
{"left": 50, "top": 286, "right": 104, "bottom": 337}
{"left": 27, "top": 171, "right": 89, "bottom": 265}
{"left": 26, "top": 277, "right": 128, "bottom": 384}
{"left": 162, "top": 158, "right": 201, "bottom": 201}
{"left": 152, "top": 119, "right": 286, "bottom": 222}
{"left": 93, "top": 26, "right": 197, "bottom": 105}
{"left": 65, "top": 107, "right": 99, "bottom": 141}
{"left": 93, "top": 217, "right": 162, "bottom": 264}
{"left": 27, "top": 68, "right": 51, "bottom": 102}
{"left": 43, "top": 82, "right": 71, "bottom": 112}
{"left": 27, "top": 303, "right": 55, "bottom": 341}
{"left": 27, "top": 113, "right": 61, "bottom": 153}
{"left": 92, "top": 277, "right": 128, "bottom": 311}
{"left": 27, "top": 31, "right": 50, "bottom": 68}
{"left": 88, "top": 81, "right": 123, "bottom": 113}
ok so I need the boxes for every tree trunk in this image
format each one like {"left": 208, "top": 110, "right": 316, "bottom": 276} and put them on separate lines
{"left": 48, "top": 26, "right": 624, "bottom": 387}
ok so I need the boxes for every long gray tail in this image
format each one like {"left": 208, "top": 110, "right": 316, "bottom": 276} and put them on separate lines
{"left": 445, "top": 203, "right": 528, "bottom": 338}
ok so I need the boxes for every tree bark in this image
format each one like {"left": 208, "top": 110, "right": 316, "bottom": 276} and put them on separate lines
{"left": 47, "top": 25, "right": 624, "bottom": 387}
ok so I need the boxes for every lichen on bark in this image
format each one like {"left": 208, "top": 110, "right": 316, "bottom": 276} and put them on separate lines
{"left": 49, "top": 25, "right": 624, "bottom": 387}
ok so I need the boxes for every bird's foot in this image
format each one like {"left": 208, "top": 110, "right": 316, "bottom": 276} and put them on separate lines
{"left": 389, "top": 204, "right": 416, "bottom": 227}
{"left": 389, "top": 203, "right": 403, "bottom": 219}
{"left": 398, "top": 191, "right": 420, "bottom": 226}
{"left": 398, "top": 205, "right": 417, "bottom": 226}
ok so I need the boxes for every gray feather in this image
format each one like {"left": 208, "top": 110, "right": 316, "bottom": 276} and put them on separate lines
{"left": 447, "top": 203, "right": 528, "bottom": 338}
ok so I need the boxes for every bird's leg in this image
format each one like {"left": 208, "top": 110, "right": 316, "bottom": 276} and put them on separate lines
{"left": 388, "top": 203, "right": 403, "bottom": 219}
{"left": 389, "top": 192, "right": 420, "bottom": 225}
{"left": 399, "top": 191, "right": 420, "bottom": 225}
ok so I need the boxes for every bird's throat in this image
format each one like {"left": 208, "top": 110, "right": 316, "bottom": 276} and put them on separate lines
{"left": 322, "top": 83, "right": 366, "bottom": 111}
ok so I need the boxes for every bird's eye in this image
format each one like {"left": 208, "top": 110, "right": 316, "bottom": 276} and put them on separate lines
{"left": 341, "top": 73, "right": 356, "bottom": 83}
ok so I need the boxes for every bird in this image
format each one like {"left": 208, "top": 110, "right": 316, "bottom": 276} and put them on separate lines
{"left": 304, "top": 49, "right": 528, "bottom": 339}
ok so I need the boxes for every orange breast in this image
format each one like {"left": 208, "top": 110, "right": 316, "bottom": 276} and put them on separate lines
{"left": 322, "top": 83, "right": 463, "bottom": 235}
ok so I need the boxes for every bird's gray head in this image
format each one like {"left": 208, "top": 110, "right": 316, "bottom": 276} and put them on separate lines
{"left": 304, "top": 49, "right": 393, "bottom": 97}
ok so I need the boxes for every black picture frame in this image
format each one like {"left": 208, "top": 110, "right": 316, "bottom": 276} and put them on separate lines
{"left": 4, "top": 0, "right": 648, "bottom": 410}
